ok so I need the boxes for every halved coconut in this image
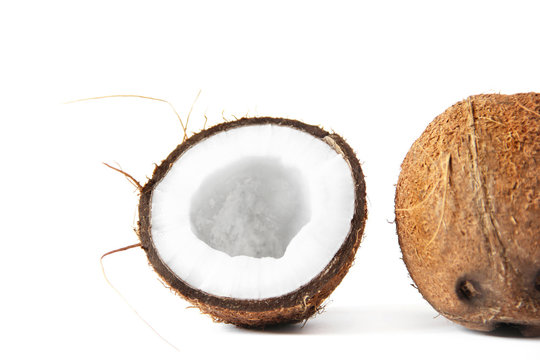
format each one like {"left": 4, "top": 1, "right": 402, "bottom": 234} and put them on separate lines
{"left": 138, "top": 117, "right": 366, "bottom": 327}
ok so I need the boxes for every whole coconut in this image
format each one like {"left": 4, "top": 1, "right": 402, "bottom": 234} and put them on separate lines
{"left": 395, "top": 93, "right": 540, "bottom": 336}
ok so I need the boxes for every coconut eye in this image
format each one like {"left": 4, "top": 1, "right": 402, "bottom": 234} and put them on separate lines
{"left": 456, "top": 279, "right": 481, "bottom": 301}
{"left": 535, "top": 271, "right": 540, "bottom": 292}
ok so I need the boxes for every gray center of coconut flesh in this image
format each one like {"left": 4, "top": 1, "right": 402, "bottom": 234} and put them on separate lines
{"left": 189, "top": 157, "right": 311, "bottom": 258}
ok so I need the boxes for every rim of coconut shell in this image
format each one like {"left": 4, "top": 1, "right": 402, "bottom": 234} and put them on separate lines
{"left": 137, "top": 117, "right": 367, "bottom": 324}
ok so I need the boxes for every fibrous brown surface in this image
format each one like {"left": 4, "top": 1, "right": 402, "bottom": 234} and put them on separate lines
{"left": 138, "top": 117, "right": 367, "bottom": 328}
{"left": 395, "top": 93, "right": 540, "bottom": 336}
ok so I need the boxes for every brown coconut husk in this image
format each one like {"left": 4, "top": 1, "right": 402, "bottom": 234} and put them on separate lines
{"left": 395, "top": 93, "right": 540, "bottom": 336}
{"left": 138, "top": 117, "right": 367, "bottom": 328}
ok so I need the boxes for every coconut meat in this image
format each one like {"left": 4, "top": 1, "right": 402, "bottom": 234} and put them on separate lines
{"left": 190, "top": 156, "right": 311, "bottom": 259}
{"left": 151, "top": 124, "right": 355, "bottom": 300}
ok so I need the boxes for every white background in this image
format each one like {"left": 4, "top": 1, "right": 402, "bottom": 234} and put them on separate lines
{"left": 1, "top": 1, "right": 538, "bottom": 358}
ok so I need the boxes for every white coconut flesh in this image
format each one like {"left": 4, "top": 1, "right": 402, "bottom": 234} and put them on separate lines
{"left": 151, "top": 124, "right": 355, "bottom": 300}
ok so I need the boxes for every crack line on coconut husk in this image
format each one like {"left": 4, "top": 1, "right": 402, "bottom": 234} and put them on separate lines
{"left": 476, "top": 116, "right": 506, "bottom": 126}
{"left": 466, "top": 98, "right": 511, "bottom": 278}
{"left": 395, "top": 186, "right": 438, "bottom": 213}
{"left": 515, "top": 100, "right": 540, "bottom": 118}
{"left": 422, "top": 154, "right": 451, "bottom": 252}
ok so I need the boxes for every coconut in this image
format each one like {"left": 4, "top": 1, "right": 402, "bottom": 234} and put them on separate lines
{"left": 395, "top": 93, "right": 540, "bottom": 336}
{"left": 137, "top": 117, "right": 367, "bottom": 327}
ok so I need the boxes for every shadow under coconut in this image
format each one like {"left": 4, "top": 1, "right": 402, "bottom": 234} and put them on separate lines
{"left": 464, "top": 324, "right": 540, "bottom": 340}
{"left": 225, "top": 304, "right": 449, "bottom": 335}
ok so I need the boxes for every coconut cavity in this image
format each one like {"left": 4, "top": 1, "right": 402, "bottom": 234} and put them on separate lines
{"left": 190, "top": 157, "right": 311, "bottom": 259}
{"left": 139, "top": 118, "right": 367, "bottom": 327}
{"left": 395, "top": 93, "right": 540, "bottom": 336}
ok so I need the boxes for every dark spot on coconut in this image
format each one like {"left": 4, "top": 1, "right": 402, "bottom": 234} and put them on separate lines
{"left": 535, "top": 271, "right": 540, "bottom": 292}
{"left": 491, "top": 322, "right": 526, "bottom": 337}
{"left": 447, "top": 154, "right": 453, "bottom": 186}
{"left": 456, "top": 278, "right": 481, "bottom": 302}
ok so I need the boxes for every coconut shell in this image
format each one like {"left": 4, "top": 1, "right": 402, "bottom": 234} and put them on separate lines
{"left": 138, "top": 117, "right": 367, "bottom": 328}
{"left": 395, "top": 93, "right": 540, "bottom": 336}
